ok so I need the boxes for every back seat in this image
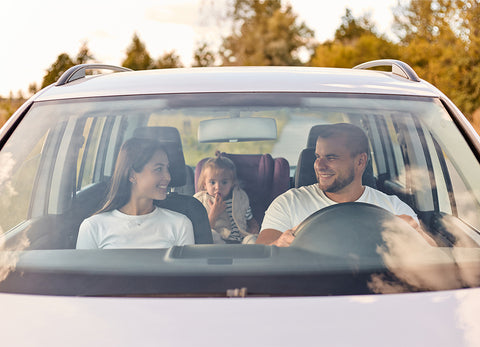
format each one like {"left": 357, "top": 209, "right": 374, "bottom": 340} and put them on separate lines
{"left": 195, "top": 152, "right": 290, "bottom": 224}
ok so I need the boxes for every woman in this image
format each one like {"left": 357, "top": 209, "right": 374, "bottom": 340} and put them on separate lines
{"left": 76, "top": 137, "right": 195, "bottom": 249}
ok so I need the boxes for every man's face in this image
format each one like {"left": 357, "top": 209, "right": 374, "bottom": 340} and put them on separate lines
{"left": 314, "top": 135, "right": 357, "bottom": 193}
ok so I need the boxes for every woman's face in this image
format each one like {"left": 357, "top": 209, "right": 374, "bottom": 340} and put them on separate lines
{"left": 130, "top": 149, "right": 170, "bottom": 201}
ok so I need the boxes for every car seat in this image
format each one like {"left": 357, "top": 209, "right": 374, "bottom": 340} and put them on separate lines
{"left": 195, "top": 152, "right": 290, "bottom": 224}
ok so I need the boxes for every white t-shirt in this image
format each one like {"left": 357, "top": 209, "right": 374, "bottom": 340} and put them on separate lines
{"left": 261, "top": 184, "right": 418, "bottom": 232}
{"left": 76, "top": 207, "right": 195, "bottom": 249}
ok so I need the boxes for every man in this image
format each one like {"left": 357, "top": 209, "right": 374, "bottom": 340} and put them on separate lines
{"left": 256, "top": 123, "right": 432, "bottom": 247}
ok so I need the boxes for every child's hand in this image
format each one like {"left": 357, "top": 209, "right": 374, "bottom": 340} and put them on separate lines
{"left": 208, "top": 193, "right": 226, "bottom": 227}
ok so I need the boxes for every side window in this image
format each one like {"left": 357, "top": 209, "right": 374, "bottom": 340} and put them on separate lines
{"left": 77, "top": 115, "right": 126, "bottom": 192}
{"left": 77, "top": 117, "right": 106, "bottom": 190}
{"left": 0, "top": 133, "right": 48, "bottom": 232}
{"left": 103, "top": 116, "right": 125, "bottom": 178}
{"left": 376, "top": 115, "right": 408, "bottom": 196}
{"left": 380, "top": 115, "right": 406, "bottom": 187}
{"left": 422, "top": 126, "right": 451, "bottom": 215}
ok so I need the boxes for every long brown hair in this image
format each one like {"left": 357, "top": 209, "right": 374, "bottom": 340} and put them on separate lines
{"left": 97, "top": 137, "right": 167, "bottom": 213}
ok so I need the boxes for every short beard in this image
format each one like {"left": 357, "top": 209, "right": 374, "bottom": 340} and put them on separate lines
{"left": 317, "top": 167, "right": 355, "bottom": 193}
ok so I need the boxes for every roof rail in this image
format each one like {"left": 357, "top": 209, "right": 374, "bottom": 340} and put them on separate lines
{"left": 353, "top": 59, "right": 420, "bottom": 82}
{"left": 56, "top": 64, "right": 132, "bottom": 86}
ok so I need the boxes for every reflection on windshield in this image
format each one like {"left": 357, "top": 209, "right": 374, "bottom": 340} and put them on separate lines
{"left": 0, "top": 152, "right": 30, "bottom": 281}
{"left": 369, "top": 219, "right": 480, "bottom": 294}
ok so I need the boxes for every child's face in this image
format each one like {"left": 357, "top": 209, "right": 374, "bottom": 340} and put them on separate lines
{"left": 204, "top": 168, "right": 234, "bottom": 198}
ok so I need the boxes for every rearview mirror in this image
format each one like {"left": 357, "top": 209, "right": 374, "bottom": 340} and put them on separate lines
{"left": 198, "top": 117, "right": 277, "bottom": 143}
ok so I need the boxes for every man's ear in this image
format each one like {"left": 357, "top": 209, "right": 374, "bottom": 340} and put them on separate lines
{"left": 357, "top": 153, "right": 368, "bottom": 169}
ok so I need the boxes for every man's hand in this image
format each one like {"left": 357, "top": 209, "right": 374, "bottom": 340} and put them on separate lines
{"left": 208, "top": 193, "right": 226, "bottom": 227}
{"left": 272, "top": 227, "right": 296, "bottom": 247}
{"left": 257, "top": 227, "right": 297, "bottom": 247}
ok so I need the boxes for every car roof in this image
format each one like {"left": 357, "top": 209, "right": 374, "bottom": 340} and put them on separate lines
{"left": 35, "top": 65, "right": 441, "bottom": 102}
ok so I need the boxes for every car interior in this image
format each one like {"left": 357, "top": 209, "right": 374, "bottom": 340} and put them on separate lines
{"left": 0, "top": 92, "right": 480, "bottom": 296}
{"left": 1, "top": 93, "right": 480, "bottom": 252}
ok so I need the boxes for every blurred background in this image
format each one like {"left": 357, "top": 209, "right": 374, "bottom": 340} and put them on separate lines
{"left": 2, "top": 0, "right": 480, "bottom": 132}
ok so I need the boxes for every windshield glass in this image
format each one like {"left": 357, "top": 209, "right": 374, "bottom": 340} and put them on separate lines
{"left": 1, "top": 92, "right": 479, "bottom": 297}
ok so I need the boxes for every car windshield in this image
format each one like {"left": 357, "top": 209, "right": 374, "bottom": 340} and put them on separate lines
{"left": 1, "top": 92, "right": 480, "bottom": 297}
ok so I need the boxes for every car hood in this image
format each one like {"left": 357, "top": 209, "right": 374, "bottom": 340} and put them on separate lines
{"left": 0, "top": 288, "right": 478, "bottom": 346}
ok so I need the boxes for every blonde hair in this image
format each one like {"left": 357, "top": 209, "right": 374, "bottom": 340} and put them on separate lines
{"left": 197, "top": 151, "right": 238, "bottom": 191}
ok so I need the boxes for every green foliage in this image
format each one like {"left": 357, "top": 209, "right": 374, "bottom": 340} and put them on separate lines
{"left": 5, "top": 0, "right": 480, "bottom": 128}
{"left": 0, "top": 97, "right": 25, "bottom": 124}
{"left": 155, "top": 50, "right": 184, "bottom": 69}
{"left": 41, "top": 53, "right": 75, "bottom": 88}
{"left": 311, "top": 34, "right": 399, "bottom": 68}
{"left": 122, "top": 33, "right": 154, "bottom": 70}
{"left": 392, "top": 0, "right": 480, "bottom": 118}
{"left": 41, "top": 43, "right": 95, "bottom": 88}
{"left": 220, "top": 0, "right": 314, "bottom": 66}
{"left": 192, "top": 43, "right": 216, "bottom": 67}
{"left": 310, "top": 9, "right": 399, "bottom": 68}
{"left": 122, "top": 34, "right": 183, "bottom": 69}
{"left": 334, "top": 8, "right": 377, "bottom": 43}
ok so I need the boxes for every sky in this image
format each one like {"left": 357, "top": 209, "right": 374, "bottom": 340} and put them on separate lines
{"left": 1, "top": 0, "right": 398, "bottom": 97}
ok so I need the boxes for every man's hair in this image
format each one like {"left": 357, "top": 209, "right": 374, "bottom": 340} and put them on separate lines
{"left": 316, "top": 123, "right": 369, "bottom": 158}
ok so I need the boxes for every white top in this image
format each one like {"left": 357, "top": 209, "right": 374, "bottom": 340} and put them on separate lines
{"left": 76, "top": 207, "right": 195, "bottom": 249}
{"left": 261, "top": 184, "right": 418, "bottom": 232}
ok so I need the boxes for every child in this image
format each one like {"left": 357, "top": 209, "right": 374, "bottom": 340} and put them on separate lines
{"left": 194, "top": 152, "right": 259, "bottom": 244}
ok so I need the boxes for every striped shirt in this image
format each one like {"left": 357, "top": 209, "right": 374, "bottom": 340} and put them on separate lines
{"left": 224, "top": 198, "right": 253, "bottom": 243}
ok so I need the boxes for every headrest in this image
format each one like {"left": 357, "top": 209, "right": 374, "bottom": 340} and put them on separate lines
{"left": 307, "top": 124, "right": 327, "bottom": 148}
{"left": 294, "top": 148, "right": 316, "bottom": 188}
{"left": 133, "top": 126, "right": 186, "bottom": 187}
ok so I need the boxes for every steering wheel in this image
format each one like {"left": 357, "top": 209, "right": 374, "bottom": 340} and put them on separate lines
{"left": 290, "top": 202, "right": 413, "bottom": 258}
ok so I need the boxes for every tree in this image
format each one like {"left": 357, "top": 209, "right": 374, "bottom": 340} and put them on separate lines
{"left": 310, "top": 34, "right": 399, "bottom": 68}
{"left": 310, "top": 8, "right": 399, "bottom": 68}
{"left": 41, "top": 43, "right": 96, "bottom": 88}
{"left": 393, "top": 0, "right": 457, "bottom": 44}
{"left": 192, "top": 43, "right": 216, "bottom": 67}
{"left": 451, "top": 0, "right": 480, "bottom": 116}
{"left": 28, "top": 83, "right": 38, "bottom": 96}
{"left": 392, "top": 0, "right": 477, "bottom": 116}
{"left": 155, "top": 50, "right": 184, "bottom": 69}
{"left": 219, "top": 0, "right": 314, "bottom": 66}
{"left": 122, "top": 33, "right": 154, "bottom": 70}
{"left": 334, "top": 8, "right": 376, "bottom": 43}
{"left": 41, "top": 53, "right": 75, "bottom": 88}
{"left": 76, "top": 41, "right": 95, "bottom": 64}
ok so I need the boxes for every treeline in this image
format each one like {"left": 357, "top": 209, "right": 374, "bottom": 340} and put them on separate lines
{"left": 3, "top": 0, "right": 480, "bottom": 125}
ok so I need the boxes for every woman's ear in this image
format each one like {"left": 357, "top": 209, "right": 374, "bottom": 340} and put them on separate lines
{"left": 128, "top": 170, "right": 137, "bottom": 184}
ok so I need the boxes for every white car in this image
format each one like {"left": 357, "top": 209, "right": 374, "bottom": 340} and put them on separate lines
{"left": 1, "top": 61, "right": 480, "bottom": 346}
